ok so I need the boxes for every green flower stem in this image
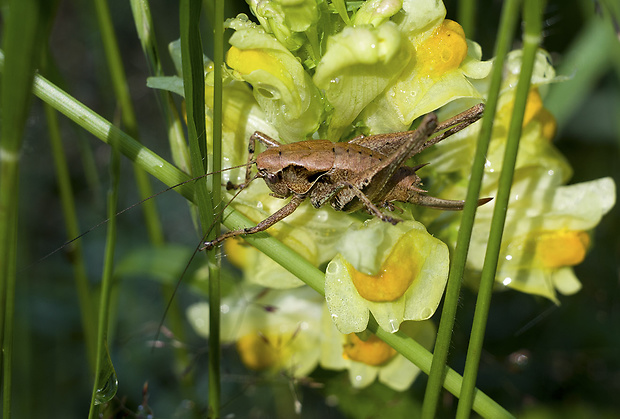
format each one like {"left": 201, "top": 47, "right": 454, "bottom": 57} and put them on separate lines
{"left": 458, "top": 0, "right": 477, "bottom": 39}
{"left": 179, "top": 0, "right": 221, "bottom": 415}
{"left": 44, "top": 103, "right": 97, "bottom": 368}
{"left": 129, "top": 0, "right": 197, "bottom": 399}
{"left": 94, "top": 0, "right": 165, "bottom": 247}
{"left": 0, "top": 0, "right": 44, "bottom": 416}
{"left": 368, "top": 317, "right": 513, "bottom": 419}
{"left": 422, "top": 0, "right": 522, "bottom": 417}
{"left": 0, "top": 49, "right": 508, "bottom": 419}
{"left": 456, "top": 2, "right": 544, "bottom": 416}
{"left": 88, "top": 145, "right": 121, "bottom": 419}
{"left": 209, "top": 0, "right": 225, "bottom": 415}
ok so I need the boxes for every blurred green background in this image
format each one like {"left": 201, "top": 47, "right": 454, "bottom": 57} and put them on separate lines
{"left": 8, "top": 0, "right": 620, "bottom": 417}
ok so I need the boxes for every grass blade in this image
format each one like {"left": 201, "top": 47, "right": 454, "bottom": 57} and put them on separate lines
{"left": 455, "top": 0, "right": 544, "bottom": 416}
{"left": 422, "top": 0, "right": 522, "bottom": 417}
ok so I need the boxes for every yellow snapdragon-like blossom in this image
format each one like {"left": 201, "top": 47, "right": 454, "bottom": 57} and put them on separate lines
{"left": 348, "top": 235, "right": 422, "bottom": 302}
{"left": 535, "top": 230, "right": 590, "bottom": 269}
{"left": 236, "top": 331, "right": 295, "bottom": 371}
{"left": 343, "top": 333, "right": 397, "bottom": 366}
{"left": 416, "top": 19, "right": 468, "bottom": 77}
{"left": 325, "top": 219, "right": 449, "bottom": 334}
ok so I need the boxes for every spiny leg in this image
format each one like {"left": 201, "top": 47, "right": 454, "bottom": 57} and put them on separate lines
{"left": 422, "top": 103, "right": 485, "bottom": 149}
{"left": 201, "top": 194, "right": 306, "bottom": 250}
{"left": 434, "top": 103, "right": 484, "bottom": 132}
{"left": 409, "top": 193, "right": 493, "bottom": 210}
{"left": 342, "top": 182, "right": 401, "bottom": 225}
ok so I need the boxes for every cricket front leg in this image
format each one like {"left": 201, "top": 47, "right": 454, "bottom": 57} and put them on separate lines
{"left": 201, "top": 194, "right": 306, "bottom": 250}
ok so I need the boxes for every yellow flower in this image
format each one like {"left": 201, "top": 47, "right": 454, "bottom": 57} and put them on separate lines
{"left": 469, "top": 177, "right": 615, "bottom": 302}
{"left": 187, "top": 285, "right": 323, "bottom": 377}
{"left": 320, "top": 307, "right": 436, "bottom": 391}
{"left": 325, "top": 219, "right": 448, "bottom": 334}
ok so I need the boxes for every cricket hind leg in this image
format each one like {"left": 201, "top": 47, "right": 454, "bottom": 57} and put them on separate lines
{"left": 340, "top": 182, "right": 402, "bottom": 225}
{"left": 409, "top": 193, "right": 493, "bottom": 210}
{"left": 201, "top": 193, "right": 306, "bottom": 250}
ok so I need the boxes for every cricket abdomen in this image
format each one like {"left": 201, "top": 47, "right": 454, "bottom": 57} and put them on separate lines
{"left": 257, "top": 140, "right": 388, "bottom": 197}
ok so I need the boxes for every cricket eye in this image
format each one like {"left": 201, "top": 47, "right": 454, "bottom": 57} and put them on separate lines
{"left": 265, "top": 172, "right": 279, "bottom": 184}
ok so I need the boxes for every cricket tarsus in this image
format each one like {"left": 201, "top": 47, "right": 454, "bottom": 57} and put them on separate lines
{"left": 202, "top": 104, "right": 492, "bottom": 251}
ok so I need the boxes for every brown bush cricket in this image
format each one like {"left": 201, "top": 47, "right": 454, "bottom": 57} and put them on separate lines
{"left": 202, "top": 103, "right": 491, "bottom": 250}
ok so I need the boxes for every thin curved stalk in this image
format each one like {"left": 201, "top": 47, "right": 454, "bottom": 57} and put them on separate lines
{"left": 129, "top": 0, "right": 198, "bottom": 399}
{"left": 0, "top": 1, "right": 44, "bottom": 416}
{"left": 422, "top": 0, "right": 522, "bottom": 417}
{"left": 44, "top": 102, "right": 97, "bottom": 367}
{"left": 209, "top": 0, "right": 225, "bottom": 415}
{"left": 94, "top": 0, "right": 165, "bottom": 247}
{"left": 455, "top": 1, "right": 545, "bottom": 416}
{"left": 88, "top": 147, "right": 121, "bottom": 419}
{"left": 458, "top": 0, "right": 477, "bottom": 39}
{"left": 180, "top": 0, "right": 222, "bottom": 415}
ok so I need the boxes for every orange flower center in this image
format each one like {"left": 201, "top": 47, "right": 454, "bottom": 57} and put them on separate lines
{"left": 343, "top": 333, "right": 397, "bottom": 366}
{"left": 416, "top": 19, "right": 468, "bottom": 77}
{"left": 349, "top": 235, "right": 421, "bottom": 302}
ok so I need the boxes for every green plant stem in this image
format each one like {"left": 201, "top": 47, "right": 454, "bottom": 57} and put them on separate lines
{"left": 421, "top": 0, "right": 522, "bottom": 417}
{"left": 44, "top": 103, "right": 97, "bottom": 367}
{"left": 0, "top": 51, "right": 509, "bottom": 418}
{"left": 209, "top": 0, "right": 225, "bottom": 417}
{"left": 88, "top": 147, "right": 121, "bottom": 419}
{"left": 93, "top": 0, "right": 165, "bottom": 247}
{"left": 129, "top": 0, "right": 198, "bottom": 401}
{"left": 458, "top": 0, "right": 477, "bottom": 39}
{"left": 179, "top": 0, "right": 221, "bottom": 416}
{"left": 0, "top": 0, "right": 44, "bottom": 416}
{"left": 455, "top": 2, "right": 544, "bottom": 417}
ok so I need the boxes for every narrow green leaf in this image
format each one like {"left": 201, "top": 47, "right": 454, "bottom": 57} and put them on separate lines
{"left": 456, "top": 0, "right": 544, "bottom": 416}
{"left": 0, "top": 0, "right": 45, "bottom": 416}
{"left": 422, "top": 0, "right": 522, "bottom": 417}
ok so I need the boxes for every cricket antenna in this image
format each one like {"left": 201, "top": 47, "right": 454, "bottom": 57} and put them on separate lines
{"left": 150, "top": 173, "right": 260, "bottom": 350}
{"left": 25, "top": 161, "right": 254, "bottom": 271}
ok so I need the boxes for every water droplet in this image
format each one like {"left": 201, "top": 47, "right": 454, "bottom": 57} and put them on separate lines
{"left": 420, "top": 307, "right": 433, "bottom": 319}
{"left": 331, "top": 313, "right": 338, "bottom": 320}
{"left": 220, "top": 304, "right": 230, "bottom": 314}
{"left": 502, "top": 277, "right": 512, "bottom": 286}
{"left": 388, "top": 319, "right": 398, "bottom": 333}
{"left": 547, "top": 169, "right": 554, "bottom": 176}
{"left": 94, "top": 370, "right": 118, "bottom": 405}
{"left": 505, "top": 254, "right": 513, "bottom": 261}
{"left": 94, "top": 340, "right": 118, "bottom": 404}
{"left": 326, "top": 262, "right": 338, "bottom": 274}
{"left": 355, "top": 375, "right": 362, "bottom": 382}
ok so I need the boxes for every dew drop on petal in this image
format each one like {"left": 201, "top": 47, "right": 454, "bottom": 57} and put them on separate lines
{"left": 502, "top": 277, "right": 512, "bottom": 286}
{"left": 420, "top": 307, "right": 433, "bottom": 319}
{"left": 388, "top": 319, "right": 398, "bottom": 333}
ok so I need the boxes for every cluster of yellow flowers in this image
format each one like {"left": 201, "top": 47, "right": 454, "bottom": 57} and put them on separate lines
{"left": 150, "top": 0, "right": 615, "bottom": 390}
